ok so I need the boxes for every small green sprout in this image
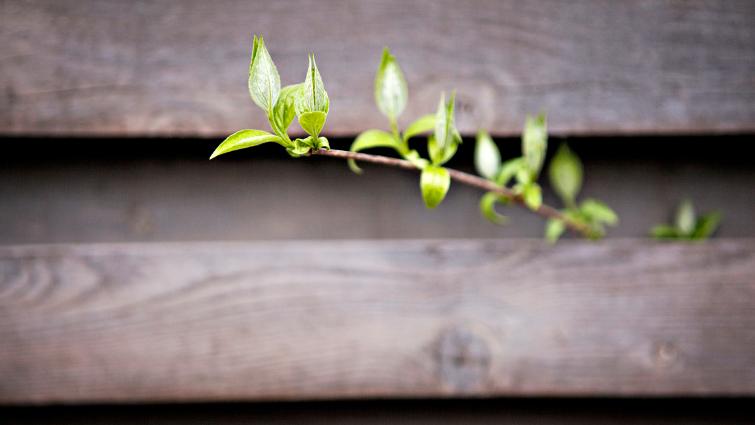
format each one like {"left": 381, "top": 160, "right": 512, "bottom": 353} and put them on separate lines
{"left": 651, "top": 200, "right": 722, "bottom": 241}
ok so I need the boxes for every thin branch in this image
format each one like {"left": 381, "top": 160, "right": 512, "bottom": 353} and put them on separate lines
{"left": 310, "top": 149, "right": 594, "bottom": 237}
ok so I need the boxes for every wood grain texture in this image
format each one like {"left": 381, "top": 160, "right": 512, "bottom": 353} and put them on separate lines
{"left": 2, "top": 0, "right": 754, "bottom": 137}
{"left": 1, "top": 239, "right": 754, "bottom": 403}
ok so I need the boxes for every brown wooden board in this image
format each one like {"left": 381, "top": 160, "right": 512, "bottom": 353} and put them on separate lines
{"left": 2, "top": 0, "right": 754, "bottom": 137}
{"left": 1, "top": 239, "right": 754, "bottom": 403}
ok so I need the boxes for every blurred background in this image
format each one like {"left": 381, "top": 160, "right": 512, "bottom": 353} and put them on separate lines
{"left": 1, "top": 0, "right": 754, "bottom": 423}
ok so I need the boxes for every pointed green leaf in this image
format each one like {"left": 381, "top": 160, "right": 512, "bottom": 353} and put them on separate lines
{"left": 210, "top": 129, "right": 285, "bottom": 159}
{"left": 521, "top": 182, "right": 542, "bottom": 210}
{"left": 480, "top": 192, "right": 508, "bottom": 225}
{"left": 580, "top": 198, "right": 619, "bottom": 226}
{"left": 272, "top": 83, "right": 302, "bottom": 137}
{"left": 651, "top": 224, "right": 679, "bottom": 240}
{"left": 675, "top": 199, "right": 696, "bottom": 235}
{"left": 420, "top": 165, "right": 450, "bottom": 209}
{"left": 298, "top": 111, "right": 327, "bottom": 138}
{"left": 545, "top": 218, "right": 566, "bottom": 244}
{"left": 434, "top": 92, "right": 457, "bottom": 154}
{"left": 374, "top": 48, "right": 408, "bottom": 120}
{"left": 549, "top": 143, "right": 583, "bottom": 207}
{"left": 403, "top": 114, "right": 435, "bottom": 143}
{"left": 347, "top": 129, "right": 399, "bottom": 174}
{"left": 475, "top": 130, "right": 501, "bottom": 180}
{"left": 496, "top": 157, "right": 525, "bottom": 187}
{"left": 691, "top": 211, "right": 722, "bottom": 240}
{"left": 295, "top": 54, "right": 329, "bottom": 116}
{"left": 522, "top": 113, "right": 547, "bottom": 178}
{"left": 248, "top": 36, "right": 281, "bottom": 113}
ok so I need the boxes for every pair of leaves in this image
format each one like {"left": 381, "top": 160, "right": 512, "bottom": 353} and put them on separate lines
{"left": 651, "top": 200, "right": 722, "bottom": 241}
{"left": 212, "top": 36, "right": 329, "bottom": 160}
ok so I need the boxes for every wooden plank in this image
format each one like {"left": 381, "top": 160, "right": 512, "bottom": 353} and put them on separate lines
{"left": 1, "top": 239, "right": 753, "bottom": 403}
{"left": 1, "top": 0, "right": 754, "bottom": 137}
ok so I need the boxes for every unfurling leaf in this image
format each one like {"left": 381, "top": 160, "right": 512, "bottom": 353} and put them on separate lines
{"left": 210, "top": 129, "right": 285, "bottom": 159}
{"left": 248, "top": 35, "right": 281, "bottom": 113}
{"left": 272, "top": 83, "right": 302, "bottom": 137}
{"left": 403, "top": 114, "right": 435, "bottom": 143}
{"left": 375, "top": 48, "right": 408, "bottom": 121}
{"left": 521, "top": 182, "right": 542, "bottom": 210}
{"left": 675, "top": 199, "right": 695, "bottom": 235}
{"left": 522, "top": 113, "right": 547, "bottom": 178}
{"left": 295, "top": 54, "right": 329, "bottom": 137}
{"left": 549, "top": 143, "right": 583, "bottom": 207}
{"left": 580, "top": 198, "right": 618, "bottom": 226}
{"left": 475, "top": 130, "right": 501, "bottom": 181}
{"left": 692, "top": 211, "right": 722, "bottom": 240}
{"left": 348, "top": 129, "right": 399, "bottom": 174}
{"left": 420, "top": 165, "right": 450, "bottom": 209}
{"left": 545, "top": 219, "right": 566, "bottom": 244}
{"left": 480, "top": 192, "right": 508, "bottom": 225}
{"left": 287, "top": 136, "right": 316, "bottom": 157}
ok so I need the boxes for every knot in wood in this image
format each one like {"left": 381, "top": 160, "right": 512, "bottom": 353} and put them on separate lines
{"left": 435, "top": 326, "right": 491, "bottom": 393}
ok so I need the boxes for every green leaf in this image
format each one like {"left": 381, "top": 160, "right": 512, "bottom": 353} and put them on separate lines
{"left": 522, "top": 113, "right": 547, "bottom": 178}
{"left": 287, "top": 136, "right": 316, "bottom": 157}
{"left": 675, "top": 199, "right": 695, "bottom": 235}
{"left": 651, "top": 224, "right": 679, "bottom": 240}
{"left": 521, "top": 182, "right": 542, "bottom": 210}
{"left": 298, "top": 111, "right": 327, "bottom": 138}
{"left": 479, "top": 192, "right": 508, "bottom": 225}
{"left": 691, "top": 211, "right": 722, "bottom": 240}
{"left": 420, "top": 165, "right": 450, "bottom": 209}
{"left": 403, "top": 114, "right": 435, "bottom": 143}
{"left": 404, "top": 150, "right": 430, "bottom": 169}
{"left": 317, "top": 136, "right": 330, "bottom": 150}
{"left": 549, "top": 143, "right": 583, "bottom": 207}
{"left": 496, "top": 157, "right": 525, "bottom": 187}
{"left": 545, "top": 219, "right": 566, "bottom": 244}
{"left": 295, "top": 54, "right": 329, "bottom": 115}
{"left": 428, "top": 134, "right": 459, "bottom": 166}
{"left": 347, "top": 129, "right": 399, "bottom": 174}
{"left": 210, "top": 129, "right": 285, "bottom": 159}
{"left": 433, "top": 92, "right": 457, "bottom": 155}
{"left": 248, "top": 35, "right": 281, "bottom": 114}
{"left": 271, "top": 83, "right": 302, "bottom": 137}
{"left": 374, "top": 47, "right": 408, "bottom": 120}
{"left": 580, "top": 199, "right": 619, "bottom": 226}
{"left": 475, "top": 130, "right": 501, "bottom": 181}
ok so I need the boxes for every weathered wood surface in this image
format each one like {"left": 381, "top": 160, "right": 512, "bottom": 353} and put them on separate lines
{"left": 1, "top": 239, "right": 753, "bottom": 403}
{"left": 2, "top": 0, "right": 754, "bottom": 137}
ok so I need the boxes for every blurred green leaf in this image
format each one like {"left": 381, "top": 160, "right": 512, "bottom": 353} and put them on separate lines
{"left": 496, "top": 158, "right": 525, "bottom": 187}
{"left": 287, "top": 136, "right": 316, "bottom": 157}
{"left": 271, "top": 83, "right": 302, "bottom": 137}
{"left": 210, "top": 129, "right": 285, "bottom": 159}
{"left": 403, "top": 114, "right": 435, "bottom": 143}
{"left": 479, "top": 191, "right": 509, "bottom": 225}
{"left": 317, "top": 136, "right": 330, "bottom": 150}
{"left": 691, "top": 211, "right": 722, "bottom": 240}
{"left": 651, "top": 224, "right": 679, "bottom": 240}
{"left": 420, "top": 165, "right": 450, "bottom": 209}
{"left": 675, "top": 199, "right": 696, "bottom": 235}
{"left": 522, "top": 113, "right": 547, "bottom": 179}
{"left": 404, "top": 150, "right": 430, "bottom": 169}
{"left": 428, "top": 134, "right": 459, "bottom": 166}
{"left": 347, "top": 129, "right": 399, "bottom": 174}
{"left": 581, "top": 198, "right": 618, "bottom": 226}
{"left": 431, "top": 92, "right": 459, "bottom": 165}
{"left": 248, "top": 35, "right": 281, "bottom": 114}
{"left": 545, "top": 218, "right": 566, "bottom": 244}
{"left": 521, "top": 182, "right": 542, "bottom": 211}
{"left": 549, "top": 143, "right": 583, "bottom": 207}
{"left": 374, "top": 47, "right": 408, "bottom": 121}
{"left": 475, "top": 130, "right": 501, "bottom": 181}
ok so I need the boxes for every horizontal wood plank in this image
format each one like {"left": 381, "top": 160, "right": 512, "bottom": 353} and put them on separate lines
{"left": 1, "top": 239, "right": 754, "bottom": 403}
{"left": 1, "top": 0, "right": 754, "bottom": 137}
